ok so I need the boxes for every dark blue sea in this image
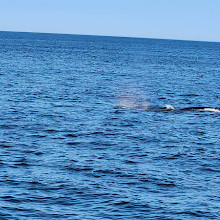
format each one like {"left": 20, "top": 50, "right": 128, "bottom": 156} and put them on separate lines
{"left": 0, "top": 31, "right": 219, "bottom": 220}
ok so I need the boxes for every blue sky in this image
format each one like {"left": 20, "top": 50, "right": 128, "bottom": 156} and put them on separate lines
{"left": 1, "top": 0, "right": 220, "bottom": 42}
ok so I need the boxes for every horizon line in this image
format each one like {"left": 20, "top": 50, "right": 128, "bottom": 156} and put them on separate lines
{"left": 1, "top": 30, "right": 220, "bottom": 44}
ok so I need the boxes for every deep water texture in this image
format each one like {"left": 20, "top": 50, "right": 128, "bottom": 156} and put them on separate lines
{"left": 0, "top": 31, "right": 220, "bottom": 219}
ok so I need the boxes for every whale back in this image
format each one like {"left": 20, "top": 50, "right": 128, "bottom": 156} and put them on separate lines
{"left": 180, "top": 107, "right": 220, "bottom": 112}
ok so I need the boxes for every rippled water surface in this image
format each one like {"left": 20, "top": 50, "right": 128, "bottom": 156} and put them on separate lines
{"left": 0, "top": 31, "right": 220, "bottom": 219}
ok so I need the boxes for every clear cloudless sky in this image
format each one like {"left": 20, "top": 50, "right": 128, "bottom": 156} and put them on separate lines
{"left": 1, "top": 0, "right": 220, "bottom": 42}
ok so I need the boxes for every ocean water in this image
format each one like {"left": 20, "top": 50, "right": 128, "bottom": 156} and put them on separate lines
{"left": 0, "top": 31, "right": 219, "bottom": 219}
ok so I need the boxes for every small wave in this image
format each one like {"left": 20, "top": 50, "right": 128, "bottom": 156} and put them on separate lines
{"left": 66, "top": 142, "right": 80, "bottom": 146}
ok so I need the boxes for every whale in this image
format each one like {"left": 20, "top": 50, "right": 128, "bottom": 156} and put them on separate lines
{"left": 152, "top": 106, "right": 220, "bottom": 113}
{"left": 180, "top": 107, "right": 220, "bottom": 112}
{"left": 115, "top": 104, "right": 220, "bottom": 113}
{"left": 163, "top": 105, "right": 220, "bottom": 112}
